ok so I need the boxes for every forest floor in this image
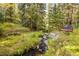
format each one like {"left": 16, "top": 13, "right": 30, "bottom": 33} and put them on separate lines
{"left": 21, "top": 28, "right": 79, "bottom": 56}
{"left": 0, "top": 31, "right": 43, "bottom": 56}
{"left": 0, "top": 22, "right": 43, "bottom": 56}
{"left": 0, "top": 22, "right": 79, "bottom": 56}
{"left": 36, "top": 28, "right": 79, "bottom": 56}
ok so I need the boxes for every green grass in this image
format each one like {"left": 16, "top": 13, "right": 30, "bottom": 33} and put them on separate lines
{"left": 0, "top": 22, "right": 43, "bottom": 56}
{"left": 37, "top": 29, "right": 79, "bottom": 56}
{"left": 0, "top": 22, "right": 30, "bottom": 34}
{"left": 0, "top": 22, "right": 79, "bottom": 56}
{"left": 64, "top": 28, "right": 79, "bottom": 56}
{"left": 0, "top": 31, "right": 42, "bottom": 56}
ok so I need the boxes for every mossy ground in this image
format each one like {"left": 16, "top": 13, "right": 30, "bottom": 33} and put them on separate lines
{"left": 36, "top": 28, "right": 79, "bottom": 56}
{"left": 0, "top": 22, "right": 79, "bottom": 56}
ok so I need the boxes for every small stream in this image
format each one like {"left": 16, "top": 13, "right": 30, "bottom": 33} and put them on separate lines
{"left": 22, "top": 32, "right": 60, "bottom": 56}
{"left": 22, "top": 33, "right": 49, "bottom": 56}
{"left": 22, "top": 47, "right": 37, "bottom": 56}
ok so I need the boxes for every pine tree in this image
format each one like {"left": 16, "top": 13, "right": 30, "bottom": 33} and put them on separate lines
{"left": 48, "top": 4, "right": 65, "bottom": 32}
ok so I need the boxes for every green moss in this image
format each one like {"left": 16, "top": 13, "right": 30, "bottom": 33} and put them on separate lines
{"left": 0, "top": 31, "right": 42, "bottom": 56}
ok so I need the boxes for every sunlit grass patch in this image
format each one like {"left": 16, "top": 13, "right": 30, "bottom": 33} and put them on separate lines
{"left": 39, "top": 29, "right": 79, "bottom": 56}
{"left": 0, "top": 31, "right": 42, "bottom": 56}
